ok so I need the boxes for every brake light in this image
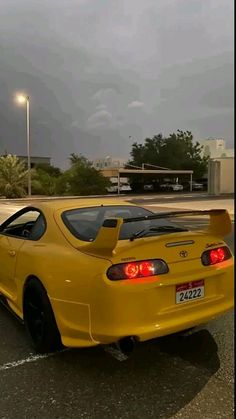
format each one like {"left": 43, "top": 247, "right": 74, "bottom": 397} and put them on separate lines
{"left": 139, "top": 261, "right": 155, "bottom": 276}
{"left": 107, "top": 259, "right": 168, "bottom": 281}
{"left": 124, "top": 263, "right": 139, "bottom": 279}
{"left": 201, "top": 246, "right": 232, "bottom": 266}
{"left": 214, "top": 247, "right": 225, "bottom": 262}
{"left": 209, "top": 249, "right": 219, "bottom": 264}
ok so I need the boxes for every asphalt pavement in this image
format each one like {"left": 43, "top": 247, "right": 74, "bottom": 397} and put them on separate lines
{"left": 0, "top": 196, "right": 234, "bottom": 419}
{"left": 127, "top": 193, "right": 234, "bottom": 216}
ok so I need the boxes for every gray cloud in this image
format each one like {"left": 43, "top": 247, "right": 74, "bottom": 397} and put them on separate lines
{"left": 0, "top": 0, "right": 234, "bottom": 165}
{"left": 95, "top": 104, "right": 108, "bottom": 111}
{"left": 128, "top": 101, "right": 145, "bottom": 109}
{"left": 87, "top": 109, "right": 113, "bottom": 129}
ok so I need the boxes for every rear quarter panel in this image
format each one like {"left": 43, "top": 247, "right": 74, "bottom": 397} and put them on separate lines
{"left": 13, "top": 208, "right": 111, "bottom": 313}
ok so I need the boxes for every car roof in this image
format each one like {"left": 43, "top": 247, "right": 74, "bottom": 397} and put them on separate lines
{"left": 22, "top": 197, "right": 133, "bottom": 212}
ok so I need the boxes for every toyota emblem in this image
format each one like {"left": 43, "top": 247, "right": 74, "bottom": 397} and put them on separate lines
{"left": 179, "top": 250, "right": 188, "bottom": 258}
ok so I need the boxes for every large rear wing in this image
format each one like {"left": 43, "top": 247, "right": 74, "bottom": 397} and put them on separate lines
{"left": 80, "top": 209, "right": 231, "bottom": 257}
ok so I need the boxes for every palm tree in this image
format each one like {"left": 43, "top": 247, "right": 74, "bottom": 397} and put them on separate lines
{"left": 69, "top": 153, "right": 91, "bottom": 167}
{"left": 0, "top": 154, "right": 28, "bottom": 198}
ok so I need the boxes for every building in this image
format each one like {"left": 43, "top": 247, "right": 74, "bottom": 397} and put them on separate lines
{"left": 92, "top": 156, "right": 126, "bottom": 169}
{"left": 208, "top": 157, "right": 234, "bottom": 195}
{"left": 199, "top": 138, "right": 234, "bottom": 159}
{"left": 17, "top": 155, "right": 51, "bottom": 168}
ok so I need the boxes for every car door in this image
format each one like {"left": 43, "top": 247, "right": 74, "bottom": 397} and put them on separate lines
{"left": 0, "top": 235, "right": 25, "bottom": 298}
{"left": 0, "top": 208, "right": 41, "bottom": 299}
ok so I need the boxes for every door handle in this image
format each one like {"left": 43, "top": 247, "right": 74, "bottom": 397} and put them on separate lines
{"left": 8, "top": 250, "right": 16, "bottom": 257}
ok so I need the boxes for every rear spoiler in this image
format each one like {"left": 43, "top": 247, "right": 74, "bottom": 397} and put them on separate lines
{"left": 80, "top": 209, "right": 231, "bottom": 258}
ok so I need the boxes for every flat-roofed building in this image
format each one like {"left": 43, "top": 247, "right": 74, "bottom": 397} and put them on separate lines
{"left": 92, "top": 156, "right": 126, "bottom": 169}
{"left": 17, "top": 155, "right": 51, "bottom": 168}
{"left": 199, "top": 138, "right": 234, "bottom": 159}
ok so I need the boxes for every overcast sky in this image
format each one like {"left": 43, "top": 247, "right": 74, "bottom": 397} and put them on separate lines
{"left": 0, "top": 0, "right": 234, "bottom": 166}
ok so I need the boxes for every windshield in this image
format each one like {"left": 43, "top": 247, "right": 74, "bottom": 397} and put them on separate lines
{"left": 62, "top": 205, "right": 187, "bottom": 242}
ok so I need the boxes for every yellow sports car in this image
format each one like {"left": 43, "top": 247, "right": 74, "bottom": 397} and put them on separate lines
{"left": 0, "top": 198, "right": 234, "bottom": 354}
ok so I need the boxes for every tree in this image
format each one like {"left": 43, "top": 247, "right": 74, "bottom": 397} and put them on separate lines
{"left": 69, "top": 153, "right": 91, "bottom": 167}
{"left": 35, "top": 163, "right": 62, "bottom": 178}
{"left": 0, "top": 155, "right": 28, "bottom": 198}
{"left": 56, "top": 154, "right": 110, "bottom": 196}
{"left": 31, "top": 163, "right": 62, "bottom": 196}
{"left": 32, "top": 169, "right": 57, "bottom": 196}
{"left": 127, "top": 130, "right": 209, "bottom": 179}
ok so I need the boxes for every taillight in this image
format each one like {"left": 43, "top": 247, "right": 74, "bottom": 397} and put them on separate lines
{"left": 201, "top": 246, "right": 232, "bottom": 266}
{"left": 107, "top": 259, "right": 168, "bottom": 281}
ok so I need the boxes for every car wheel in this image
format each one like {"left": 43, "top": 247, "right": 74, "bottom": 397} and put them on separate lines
{"left": 23, "top": 279, "right": 62, "bottom": 353}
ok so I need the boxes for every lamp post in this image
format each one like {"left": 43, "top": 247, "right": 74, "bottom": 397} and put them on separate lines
{"left": 16, "top": 94, "right": 31, "bottom": 196}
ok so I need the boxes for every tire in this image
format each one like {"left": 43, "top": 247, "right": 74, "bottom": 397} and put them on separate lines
{"left": 23, "top": 278, "right": 62, "bottom": 353}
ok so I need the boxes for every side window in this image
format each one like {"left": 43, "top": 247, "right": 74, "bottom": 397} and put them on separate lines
{"left": 28, "top": 214, "right": 46, "bottom": 240}
{"left": 62, "top": 208, "right": 101, "bottom": 241}
{"left": 1, "top": 209, "right": 46, "bottom": 240}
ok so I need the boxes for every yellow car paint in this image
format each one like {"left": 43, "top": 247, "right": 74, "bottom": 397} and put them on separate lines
{"left": 0, "top": 198, "right": 234, "bottom": 349}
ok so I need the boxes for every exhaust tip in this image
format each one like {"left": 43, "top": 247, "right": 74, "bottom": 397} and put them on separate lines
{"left": 117, "top": 336, "right": 137, "bottom": 356}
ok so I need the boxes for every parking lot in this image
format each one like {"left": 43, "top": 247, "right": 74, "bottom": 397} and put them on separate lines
{"left": 0, "top": 307, "right": 234, "bottom": 418}
{"left": 0, "top": 198, "right": 234, "bottom": 418}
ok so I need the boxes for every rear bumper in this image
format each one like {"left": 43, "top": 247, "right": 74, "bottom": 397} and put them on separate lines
{"left": 90, "top": 263, "right": 234, "bottom": 344}
{"left": 50, "top": 262, "right": 234, "bottom": 348}
{"left": 91, "top": 296, "right": 234, "bottom": 344}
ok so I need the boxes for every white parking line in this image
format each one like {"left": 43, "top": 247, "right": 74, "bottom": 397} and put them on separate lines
{"left": 0, "top": 345, "right": 128, "bottom": 371}
{"left": 0, "top": 349, "right": 67, "bottom": 371}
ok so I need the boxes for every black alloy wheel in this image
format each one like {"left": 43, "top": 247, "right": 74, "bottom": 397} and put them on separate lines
{"left": 23, "top": 279, "right": 62, "bottom": 353}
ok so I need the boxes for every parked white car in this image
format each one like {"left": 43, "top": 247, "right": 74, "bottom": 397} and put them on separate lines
{"left": 160, "top": 183, "right": 184, "bottom": 192}
{"left": 106, "top": 183, "right": 132, "bottom": 193}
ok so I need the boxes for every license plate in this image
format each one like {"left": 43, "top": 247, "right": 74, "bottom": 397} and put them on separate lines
{"left": 176, "top": 280, "right": 204, "bottom": 304}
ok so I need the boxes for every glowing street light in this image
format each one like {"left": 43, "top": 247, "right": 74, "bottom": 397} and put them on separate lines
{"left": 17, "top": 95, "right": 27, "bottom": 104}
{"left": 15, "top": 93, "right": 31, "bottom": 196}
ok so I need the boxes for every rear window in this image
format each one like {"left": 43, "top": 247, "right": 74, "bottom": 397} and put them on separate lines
{"left": 61, "top": 205, "right": 184, "bottom": 242}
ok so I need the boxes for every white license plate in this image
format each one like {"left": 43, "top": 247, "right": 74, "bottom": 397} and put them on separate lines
{"left": 176, "top": 280, "right": 204, "bottom": 304}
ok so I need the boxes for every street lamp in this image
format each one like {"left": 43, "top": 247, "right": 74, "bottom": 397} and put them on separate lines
{"left": 16, "top": 94, "right": 31, "bottom": 196}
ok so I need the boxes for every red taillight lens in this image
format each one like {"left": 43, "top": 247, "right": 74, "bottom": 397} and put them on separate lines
{"left": 209, "top": 249, "right": 220, "bottom": 264}
{"left": 107, "top": 259, "right": 168, "bottom": 280}
{"left": 202, "top": 246, "right": 232, "bottom": 266}
{"left": 139, "top": 261, "right": 155, "bottom": 277}
{"left": 124, "top": 262, "right": 139, "bottom": 279}
{"left": 216, "top": 247, "right": 226, "bottom": 262}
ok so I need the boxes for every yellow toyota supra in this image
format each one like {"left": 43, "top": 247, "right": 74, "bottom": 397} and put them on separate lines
{"left": 0, "top": 198, "right": 234, "bottom": 354}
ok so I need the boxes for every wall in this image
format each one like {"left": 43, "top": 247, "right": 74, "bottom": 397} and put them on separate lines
{"left": 218, "top": 157, "right": 234, "bottom": 194}
{"left": 208, "top": 157, "right": 234, "bottom": 195}
{"left": 208, "top": 160, "right": 221, "bottom": 195}
{"left": 208, "top": 157, "right": 234, "bottom": 194}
